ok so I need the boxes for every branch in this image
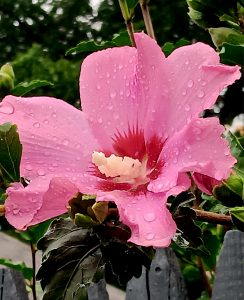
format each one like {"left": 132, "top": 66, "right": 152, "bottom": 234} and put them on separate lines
{"left": 194, "top": 209, "right": 232, "bottom": 225}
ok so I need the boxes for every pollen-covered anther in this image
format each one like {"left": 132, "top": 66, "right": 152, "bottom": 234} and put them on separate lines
{"left": 92, "top": 151, "right": 143, "bottom": 180}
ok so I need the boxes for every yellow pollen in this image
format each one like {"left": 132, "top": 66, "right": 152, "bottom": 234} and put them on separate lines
{"left": 92, "top": 151, "right": 149, "bottom": 186}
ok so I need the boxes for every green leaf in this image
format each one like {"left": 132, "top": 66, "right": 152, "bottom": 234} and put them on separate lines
{"left": 12, "top": 80, "right": 53, "bottom": 96}
{"left": 126, "top": 0, "right": 139, "bottom": 11}
{"left": 36, "top": 218, "right": 104, "bottom": 300}
{"left": 162, "top": 38, "right": 190, "bottom": 56}
{"left": 209, "top": 27, "right": 244, "bottom": 48}
{"left": 18, "top": 220, "right": 53, "bottom": 244}
{"left": 202, "top": 230, "right": 220, "bottom": 270}
{"left": 66, "top": 31, "right": 130, "bottom": 56}
{"left": 0, "top": 123, "right": 22, "bottom": 184}
{"left": 74, "top": 213, "right": 99, "bottom": 228}
{"left": 220, "top": 43, "right": 244, "bottom": 66}
{"left": 227, "top": 132, "right": 244, "bottom": 177}
{"left": 0, "top": 258, "right": 33, "bottom": 280}
{"left": 230, "top": 206, "right": 244, "bottom": 223}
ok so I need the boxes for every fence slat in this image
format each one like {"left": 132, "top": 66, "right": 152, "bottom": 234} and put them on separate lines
{"left": 0, "top": 268, "right": 28, "bottom": 300}
{"left": 212, "top": 230, "right": 244, "bottom": 300}
{"left": 88, "top": 279, "right": 109, "bottom": 300}
{"left": 126, "top": 248, "right": 188, "bottom": 300}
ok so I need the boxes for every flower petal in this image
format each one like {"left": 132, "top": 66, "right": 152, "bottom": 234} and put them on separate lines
{"left": 163, "top": 43, "right": 241, "bottom": 135}
{"left": 97, "top": 191, "right": 176, "bottom": 247}
{"left": 149, "top": 117, "right": 235, "bottom": 193}
{"left": 5, "top": 176, "right": 78, "bottom": 230}
{"left": 192, "top": 173, "right": 221, "bottom": 195}
{"left": 79, "top": 44, "right": 138, "bottom": 150}
{"left": 0, "top": 95, "right": 99, "bottom": 180}
{"left": 79, "top": 33, "right": 170, "bottom": 149}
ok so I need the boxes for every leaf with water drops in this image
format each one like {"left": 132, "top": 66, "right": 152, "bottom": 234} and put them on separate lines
{"left": 36, "top": 218, "right": 104, "bottom": 300}
{"left": 12, "top": 80, "right": 53, "bottom": 96}
{"left": 226, "top": 131, "right": 244, "bottom": 177}
{"left": 0, "top": 123, "right": 22, "bottom": 185}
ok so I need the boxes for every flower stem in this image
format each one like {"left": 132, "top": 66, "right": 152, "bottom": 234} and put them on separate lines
{"left": 139, "top": 0, "right": 155, "bottom": 39}
{"left": 197, "top": 256, "right": 212, "bottom": 297}
{"left": 30, "top": 242, "right": 37, "bottom": 300}
{"left": 118, "top": 0, "right": 136, "bottom": 47}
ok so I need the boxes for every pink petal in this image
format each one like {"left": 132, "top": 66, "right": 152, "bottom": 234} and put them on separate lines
{"left": 149, "top": 117, "right": 235, "bottom": 193}
{"left": 79, "top": 44, "right": 139, "bottom": 150}
{"left": 5, "top": 176, "right": 78, "bottom": 230}
{"left": 162, "top": 43, "right": 241, "bottom": 135}
{"left": 192, "top": 173, "right": 221, "bottom": 195}
{"left": 79, "top": 33, "right": 169, "bottom": 150}
{"left": 97, "top": 191, "right": 176, "bottom": 247}
{"left": 0, "top": 95, "right": 99, "bottom": 180}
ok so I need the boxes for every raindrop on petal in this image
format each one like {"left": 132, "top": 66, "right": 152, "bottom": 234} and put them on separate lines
{"left": 37, "top": 169, "right": 46, "bottom": 176}
{"left": 144, "top": 212, "right": 156, "bottom": 222}
{"left": 62, "top": 139, "right": 69, "bottom": 146}
{"left": 187, "top": 79, "right": 194, "bottom": 88}
{"left": 146, "top": 233, "right": 155, "bottom": 240}
{"left": 184, "top": 104, "right": 190, "bottom": 111}
{"left": 0, "top": 102, "right": 14, "bottom": 114}
{"left": 197, "top": 90, "right": 205, "bottom": 98}
{"left": 33, "top": 122, "right": 40, "bottom": 128}
{"left": 25, "top": 164, "right": 33, "bottom": 171}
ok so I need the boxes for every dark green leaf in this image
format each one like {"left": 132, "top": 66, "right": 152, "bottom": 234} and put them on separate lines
{"left": 173, "top": 207, "right": 204, "bottom": 249}
{"left": 127, "top": 0, "right": 139, "bottom": 11}
{"left": 66, "top": 32, "right": 130, "bottom": 55}
{"left": 0, "top": 258, "right": 33, "bottom": 280}
{"left": 162, "top": 38, "right": 190, "bottom": 56}
{"left": 220, "top": 43, "right": 244, "bottom": 66}
{"left": 0, "top": 123, "right": 22, "bottom": 184}
{"left": 227, "top": 132, "right": 244, "bottom": 177}
{"left": 36, "top": 218, "right": 104, "bottom": 300}
{"left": 202, "top": 230, "right": 220, "bottom": 270}
{"left": 12, "top": 80, "right": 53, "bottom": 96}
{"left": 102, "top": 242, "right": 154, "bottom": 285}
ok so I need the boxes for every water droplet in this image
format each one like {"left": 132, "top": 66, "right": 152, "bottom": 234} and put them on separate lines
{"left": 43, "top": 119, "right": 49, "bottom": 125}
{"left": 62, "top": 139, "right": 69, "bottom": 146}
{"left": 33, "top": 122, "right": 40, "bottom": 128}
{"left": 185, "top": 60, "right": 189, "bottom": 65}
{"left": 182, "top": 90, "right": 187, "bottom": 96}
{"left": 29, "top": 196, "right": 38, "bottom": 203}
{"left": 184, "top": 104, "right": 190, "bottom": 111}
{"left": 96, "top": 84, "right": 101, "bottom": 90}
{"left": 200, "top": 80, "right": 207, "bottom": 86}
{"left": 197, "top": 90, "right": 205, "bottom": 98}
{"left": 52, "top": 112, "right": 57, "bottom": 118}
{"left": 118, "top": 64, "right": 123, "bottom": 70}
{"left": 113, "top": 112, "right": 119, "bottom": 120}
{"left": 106, "top": 72, "right": 110, "bottom": 78}
{"left": 144, "top": 212, "right": 156, "bottom": 222}
{"left": 75, "top": 143, "right": 81, "bottom": 149}
{"left": 187, "top": 79, "right": 194, "bottom": 88}
{"left": 108, "top": 104, "right": 113, "bottom": 110}
{"left": 37, "top": 169, "right": 45, "bottom": 176}
{"left": 146, "top": 233, "right": 155, "bottom": 240}
{"left": 0, "top": 102, "right": 14, "bottom": 114}
{"left": 12, "top": 207, "right": 20, "bottom": 215}
{"left": 25, "top": 164, "right": 33, "bottom": 171}
{"left": 110, "top": 91, "right": 117, "bottom": 99}
{"left": 98, "top": 118, "right": 103, "bottom": 124}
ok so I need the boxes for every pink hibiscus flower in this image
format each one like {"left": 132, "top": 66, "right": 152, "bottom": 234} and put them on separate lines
{"left": 0, "top": 33, "right": 240, "bottom": 247}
